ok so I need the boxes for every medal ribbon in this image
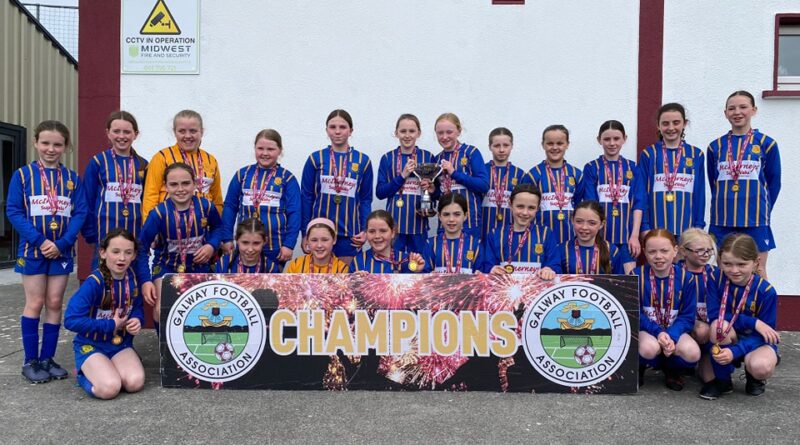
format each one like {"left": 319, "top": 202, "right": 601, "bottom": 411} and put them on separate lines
{"left": 37, "top": 161, "right": 62, "bottom": 216}
{"left": 601, "top": 157, "right": 624, "bottom": 206}
{"left": 649, "top": 266, "right": 675, "bottom": 328}
{"left": 250, "top": 166, "right": 277, "bottom": 209}
{"left": 236, "top": 253, "right": 262, "bottom": 273}
{"left": 173, "top": 201, "right": 196, "bottom": 269}
{"left": 439, "top": 144, "right": 461, "bottom": 193}
{"left": 395, "top": 146, "right": 417, "bottom": 177}
{"left": 491, "top": 162, "right": 509, "bottom": 209}
{"left": 725, "top": 129, "right": 753, "bottom": 184}
{"left": 574, "top": 240, "right": 599, "bottom": 274}
{"left": 506, "top": 225, "right": 530, "bottom": 266}
{"left": 661, "top": 143, "right": 683, "bottom": 193}
{"left": 374, "top": 249, "right": 406, "bottom": 273}
{"left": 180, "top": 147, "right": 205, "bottom": 193}
{"left": 545, "top": 164, "right": 569, "bottom": 209}
{"left": 110, "top": 150, "right": 136, "bottom": 206}
{"left": 329, "top": 146, "right": 352, "bottom": 195}
{"left": 715, "top": 275, "right": 754, "bottom": 344}
{"left": 441, "top": 233, "right": 465, "bottom": 274}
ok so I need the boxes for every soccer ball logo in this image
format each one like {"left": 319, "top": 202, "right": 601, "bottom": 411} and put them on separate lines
{"left": 215, "top": 342, "right": 235, "bottom": 362}
{"left": 574, "top": 345, "right": 596, "bottom": 366}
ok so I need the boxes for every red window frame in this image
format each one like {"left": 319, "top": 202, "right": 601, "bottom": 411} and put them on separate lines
{"left": 763, "top": 13, "right": 800, "bottom": 98}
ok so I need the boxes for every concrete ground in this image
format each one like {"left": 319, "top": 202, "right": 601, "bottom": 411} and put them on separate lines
{"left": 0, "top": 270, "right": 798, "bottom": 444}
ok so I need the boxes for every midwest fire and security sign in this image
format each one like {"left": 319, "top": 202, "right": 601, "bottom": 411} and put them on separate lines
{"left": 121, "top": 0, "right": 199, "bottom": 74}
{"left": 160, "top": 274, "right": 639, "bottom": 393}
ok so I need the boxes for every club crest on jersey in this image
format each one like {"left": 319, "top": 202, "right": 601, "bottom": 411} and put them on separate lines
{"left": 568, "top": 177, "right": 575, "bottom": 186}
{"left": 17, "top": 258, "right": 25, "bottom": 267}
{"left": 535, "top": 244, "right": 544, "bottom": 254}
{"left": 460, "top": 157, "right": 468, "bottom": 166}
{"left": 626, "top": 170, "right": 633, "bottom": 180}
{"left": 750, "top": 301, "right": 756, "bottom": 313}
{"left": 139, "top": 170, "right": 145, "bottom": 179}
{"left": 466, "top": 250, "right": 474, "bottom": 261}
{"left": 201, "top": 218, "right": 208, "bottom": 228}
{"left": 153, "top": 265, "right": 162, "bottom": 275}
{"left": 685, "top": 158, "right": 693, "bottom": 168}
{"left": 511, "top": 178, "right": 518, "bottom": 186}
{"left": 81, "top": 344, "right": 94, "bottom": 354}
{"left": 274, "top": 177, "right": 282, "bottom": 185}
{"left": 752, "top": 145, "right": 761, "bottom": 154}
{"left": 67, "top": 180, "right": 75, "bottom": 190}
{"left": 352, "top": 164, "right": 359, "bottom": 172}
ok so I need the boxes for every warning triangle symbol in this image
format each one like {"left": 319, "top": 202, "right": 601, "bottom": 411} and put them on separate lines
{"left": 140, "top": 0, "right": 181, "bottom": 35}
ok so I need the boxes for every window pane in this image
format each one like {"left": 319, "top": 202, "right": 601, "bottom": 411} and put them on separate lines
{"left": 779, "top": 35, "right": 800, "bottom": 76}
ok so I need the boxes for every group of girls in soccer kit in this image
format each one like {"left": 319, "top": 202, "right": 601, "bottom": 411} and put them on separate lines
{"left": 7, "top": 89, "right": 781, "bottom": 400}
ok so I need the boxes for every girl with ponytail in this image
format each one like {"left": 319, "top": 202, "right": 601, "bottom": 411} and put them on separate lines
{"left": 64, "top": 228, "right": 145, "bottom": 399}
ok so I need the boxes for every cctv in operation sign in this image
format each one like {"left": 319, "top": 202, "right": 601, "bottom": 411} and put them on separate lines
{"left": 121, "top": 0, "right": 200, "bottom": 74}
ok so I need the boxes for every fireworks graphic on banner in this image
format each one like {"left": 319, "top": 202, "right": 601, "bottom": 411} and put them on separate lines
{"left": 166, "top": 273, "right": 612, "bottom": 392}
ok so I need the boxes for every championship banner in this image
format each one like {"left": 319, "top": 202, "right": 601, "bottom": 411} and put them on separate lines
{"left": 160, "top": 274, "right": 639, "bottom": 393}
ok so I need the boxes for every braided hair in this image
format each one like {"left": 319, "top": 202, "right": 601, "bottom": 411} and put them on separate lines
{"left": 98, "top": 228, "right": 139, "bottom": 310}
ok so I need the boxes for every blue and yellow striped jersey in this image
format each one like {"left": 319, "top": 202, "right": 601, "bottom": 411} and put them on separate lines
{"left": 6, "top": 162, "right": 87, "bottom": 259}
{"left": 221, "top": 163, "right": 301, "bottom": 251}
{"left": 349, "top": 249, "right": 418, "bottom": 273}
{"left": 559, "top": 240, "right": 632, "bottom": 275}
{"left": 578, "top": 156, "right": 645, "bottom": 244}
{"left": 706, "top": 130, "right": 781, "bottom": 227}
{"left": 481, "top": 223, "right": 560, "bottom": 273}
{"left": 136, "top": 196, "right": 223, "bottom": 281}
{"left": 375, "top": 146, "right": 436, "bottom": 235}
{"left": 64, "top": 269, "right": 142, "bottom": 347}
{"left": 82, "top": 149, "right": 148, "bottom": 244}
{"left": 301, "top": 146, "right": 373, "bottom": 238}
{"left": 422, "top": 233, "right": 482, "bottom": 274}
{"left": 214, "top": 251, "right": 280, "bottom": 273}
{"left": 481, "top": 162, "right": 527, "bottom": 240}
{"left": 638, "top": 142, "right": 705, "bottom": 234}
{"left": 522, "top": 161, "right": 582, "bottom": 244}
{"left": 433, "top": 144, "right": 489, "bottom": 232}
{"left": 634, "top": 264, "right": 696, "bottom": 342}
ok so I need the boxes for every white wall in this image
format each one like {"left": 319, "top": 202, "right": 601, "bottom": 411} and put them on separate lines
{"left": 663, "top": 0, "right": 800, "bottom": 294}
{"left": 122, "top": 0, "right": 641, "bottom": 202}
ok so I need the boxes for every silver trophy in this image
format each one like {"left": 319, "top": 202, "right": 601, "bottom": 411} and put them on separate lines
{"left": 412, "top": 163, "right": 443, "bottom": 216}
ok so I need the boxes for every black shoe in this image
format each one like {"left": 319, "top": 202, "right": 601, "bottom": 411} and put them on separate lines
{"left": 639, "top": 365, "right": 646, "bottom": 387}
{"left": 745, "top": 371, "right": 766, "bottom": 396}
{"left": 664, "top": 369, "right": 685, "bottom": 391}
{"left": 40, "top": 358, "right": 69, "bottom": 380}
{"left": 699, "top": 379, "right": 722, "bottom": 400}
{"left": 718, "top": 378, "right": 733, "bottom": 395}
{"left": 21, "top": 360, "right": 51, "bottom": 384}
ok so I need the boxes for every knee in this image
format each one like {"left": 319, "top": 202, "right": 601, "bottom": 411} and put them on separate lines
{"left": 677, "top": 340, "right": 701, "bottom": 363}
{"left": 92, "top": 377, "right": 122, "bottom": 400}
{"left": 693, "top": 324, "right": 710, "bottom": 344}
{"left": 122, "top": 370, "right": 145, "bottom": 393}
{"left": 747, "top": 357, "right": 776, "bottom": 380}
{"left": 639, "top": 340, "right": 661, "bottom": 360}
{"left": 24, "top": 300, "right": 44, "bottom": 314}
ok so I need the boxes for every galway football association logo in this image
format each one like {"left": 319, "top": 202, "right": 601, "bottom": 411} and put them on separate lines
{"left": 522, "top": 282, "right": 631, "bottom": 387}
{"left": 166, "top": 281, "right": 266, "bottom": 383}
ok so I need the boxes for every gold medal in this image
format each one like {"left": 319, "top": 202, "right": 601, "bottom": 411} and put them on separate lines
{"left": 496, "top": 213, "right": 503, "bottom": 221}
{"left": 396, "top": 198, "right": 404, "bottom": 208}
{"left": 504, "top": 264, "right": 514, "bottom": 274}
{"left": 711, "top": 344, "right": 721, "bottom": 355}
{"left": 177, "top": 264, "right": 186, "bottom": 273}
{"left": 612, "top": 208, "right": 620, "bottom": 217}
{"left": 112, "top": 335, "right": 122, "bottom": 346}
{"left": 665, "top": 192, "right": 675, "bottom": 202}
{"left": 408, "top": 260, "right": 418, "bottom": 272}
{"left": 333, "top": 195, "right": 342, "bottom": 205}
{"left": 731, "top": 183, "right": 740, "bottom": 193}
{"left": 557, "top": 212, "right": 565, "bottom": 221}
{"left": 201, "top": 217, "right": 208, "bottom": 228}
{"left": 49, "top": 221, "right": 59, "bottom": 231}
{"left": 122, "top": 208, "right": 130, "bottom": 217}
